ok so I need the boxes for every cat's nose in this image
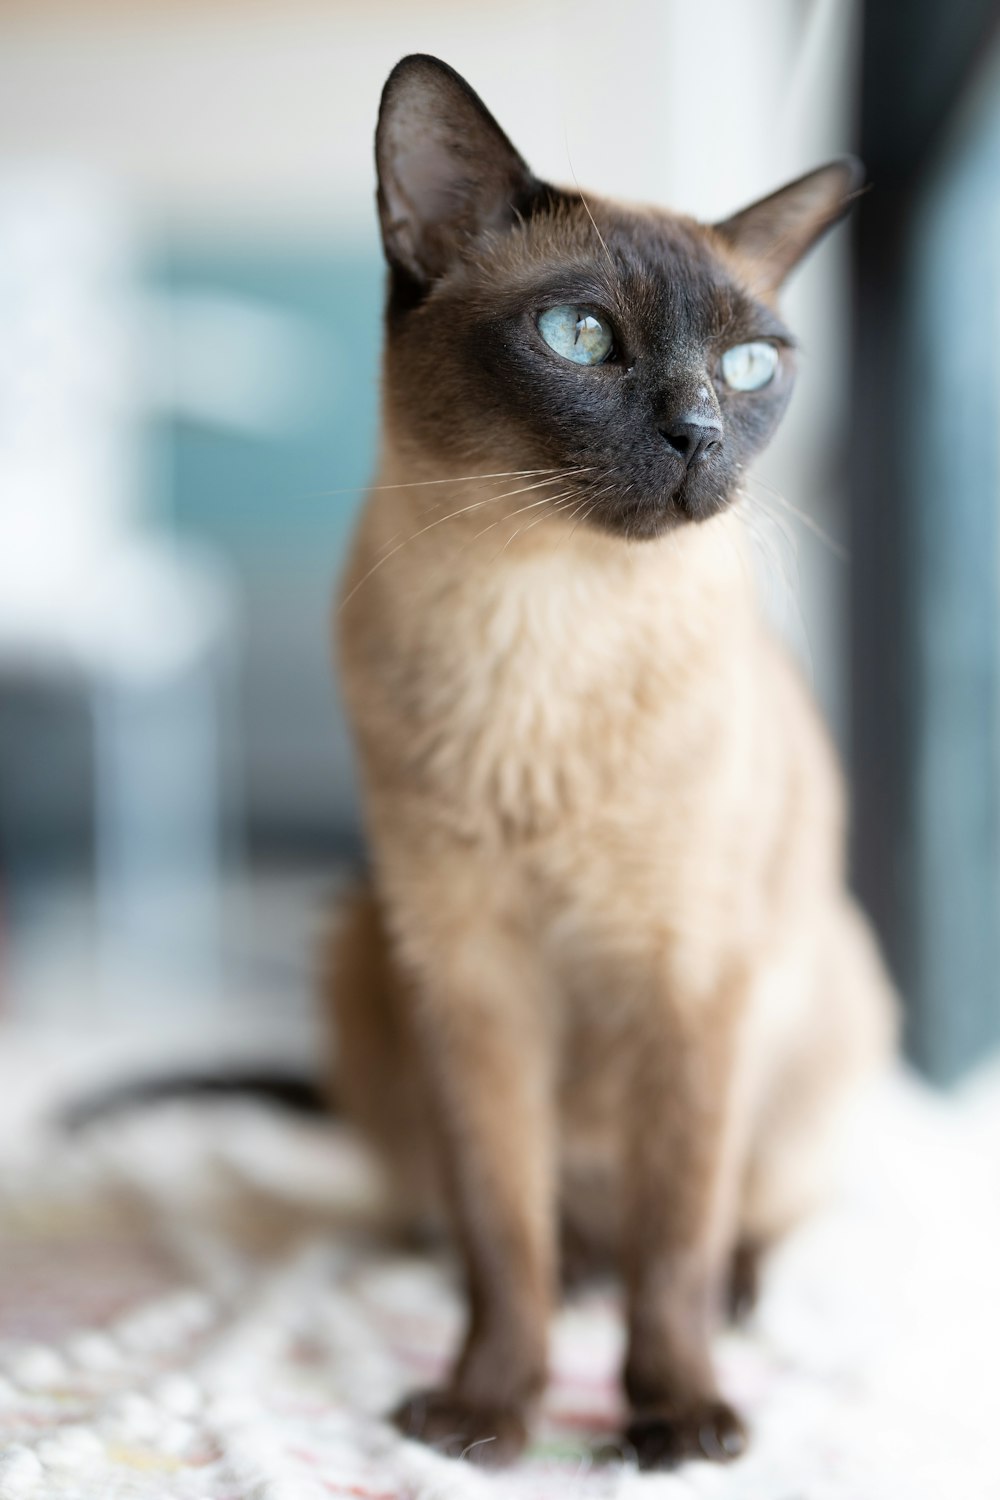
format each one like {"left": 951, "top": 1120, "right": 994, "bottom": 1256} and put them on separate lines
{"left": 660, "top": 415, "right": 723, "bottom": 468}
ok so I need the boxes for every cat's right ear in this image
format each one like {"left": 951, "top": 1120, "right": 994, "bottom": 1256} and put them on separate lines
{"left": 713, "top": 159, "right": 865, "bottom": 292}
{"left": 375, "top": 55, "right": 539, "bottom": 287}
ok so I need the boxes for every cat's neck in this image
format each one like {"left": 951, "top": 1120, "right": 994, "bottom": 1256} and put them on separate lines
{"left": 344, "top": 441, "right": 761, "bottom": 838}
{"left": 363, "top": 439, "right": 755, "bottom": 624}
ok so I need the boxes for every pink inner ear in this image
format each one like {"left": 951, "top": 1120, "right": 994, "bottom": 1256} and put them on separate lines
{"left": 375, "top": 57, "right": 536, "bottom": 282}
{"left": 392, "top": 140, "right": 462, "bottom": 227}
{"left": 713, "top": 161, "right": 862, "bottom": 290}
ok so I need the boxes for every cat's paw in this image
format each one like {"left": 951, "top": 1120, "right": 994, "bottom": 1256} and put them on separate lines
{"left": 727, "top": 1240, "right": 762, "bottom": 1326}
{"left": 392, "top": 1388, "right": 528, "bottom": 1466}
{"left": 625, "top": 1398, "right": 748, "bottom": 1469}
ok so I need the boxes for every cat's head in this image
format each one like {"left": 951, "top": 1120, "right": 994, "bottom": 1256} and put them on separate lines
{"left": 375, "top": 54, "right": 862, "bottom": 540}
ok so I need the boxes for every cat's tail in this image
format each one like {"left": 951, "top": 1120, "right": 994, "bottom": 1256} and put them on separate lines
{"left": 56, "top": 1068, "right": 332, "bottom": 1133}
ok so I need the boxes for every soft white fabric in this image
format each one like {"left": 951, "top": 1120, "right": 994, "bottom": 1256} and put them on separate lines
{"left": 0, "top": 1059, "right": 998, "bottom": 1500}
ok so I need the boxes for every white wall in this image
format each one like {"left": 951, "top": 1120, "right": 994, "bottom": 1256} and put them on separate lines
{"left": 0, "top": 0, "right": 859, "bottom": 737}
{"left": 0, "top": 2, "right": 855, "bottom": 238}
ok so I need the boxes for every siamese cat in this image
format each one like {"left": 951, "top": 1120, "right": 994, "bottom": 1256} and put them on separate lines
{"left": 329, "top": 54, "right": 896, "bottom": 1470}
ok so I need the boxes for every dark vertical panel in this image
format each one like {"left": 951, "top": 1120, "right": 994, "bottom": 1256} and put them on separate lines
{"left": 905, "top": 94, "right": 1000, "bottom": 1077}
{"left": 852, "top": 0, "right": 1000, "bottom": 1079}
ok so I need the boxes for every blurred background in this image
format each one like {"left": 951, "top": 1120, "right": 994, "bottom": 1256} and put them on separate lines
{"left": 0, "top": 0, "right": 997, "bottom": 1090}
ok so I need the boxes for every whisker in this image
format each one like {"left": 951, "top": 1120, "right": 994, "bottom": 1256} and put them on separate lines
{"left": 724, "top": 496, "right": 762, "bottom": 591}
{"left": 491, "top": 489, "right": 584, "bottom": 558}
{"left": 578, "top": 188, "right": 617, "bottom": 282}
{"left": 744, "top": 475, "right": 848, "bottom": 561}
{"left": 737, "top": 491, "right": 817, "bottom": 684}
{"left": 564, "top": 132, "right": 621, "bottom": 296}
{"left": 368, "top": 468, "right": 594, "bottom": 564}
{"left": 467, "top": 483, "right": 583, "bottom": 549}
{"left": 301, "top": 467, "right": 567, "bottom": 502}
{"left": 567, "top": 495, "right": 602, "bottom": 543}
{"left": 407, "top": 467, "right": 592, "bottom": 526}
{"left": 372, "top": 472, "right": 586, "bottom": 561}
{"left": 430, "top": 487, "right": 577, "bottom": 589}
{"left": 338, "top": 471, "right": 588, "bottom": 611}
{"left": 557, "top": 483, "right": 616, "bottom": 548}
{"left": 738, "top": 491, "right": 799, "bottom": 590}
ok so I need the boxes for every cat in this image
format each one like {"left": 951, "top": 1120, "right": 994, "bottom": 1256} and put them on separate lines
{"left": 328, "top": 53, "right": 897, "bottom": 1470}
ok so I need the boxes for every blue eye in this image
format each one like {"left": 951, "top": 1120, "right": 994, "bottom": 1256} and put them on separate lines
{"left": 537, "top": 305, "right": 614, "bottom": 365}
{"left": 720, "top": 341, "right": 779, "bottom": 391}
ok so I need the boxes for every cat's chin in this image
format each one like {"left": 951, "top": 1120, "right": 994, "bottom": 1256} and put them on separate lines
{"left": 582, "top": 485, "right": 733, "bottom": 541}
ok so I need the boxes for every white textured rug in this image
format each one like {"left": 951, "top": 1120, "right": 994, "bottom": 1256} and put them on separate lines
{"left": 1, "top": 1058, "right": 999, "bottom": 1500}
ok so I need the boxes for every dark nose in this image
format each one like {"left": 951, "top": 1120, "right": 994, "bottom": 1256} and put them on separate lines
{"left": 660, "top": 415, "right": 722, "bottom": 468}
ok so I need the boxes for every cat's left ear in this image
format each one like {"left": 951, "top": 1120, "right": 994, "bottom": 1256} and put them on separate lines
{"left": 375, "top": 54, "right": 540, "bottom": 287}
{"left": 713, "top": 159, "right": 865, "bottom": 291}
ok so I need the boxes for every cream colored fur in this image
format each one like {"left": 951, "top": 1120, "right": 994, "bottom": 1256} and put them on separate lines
{"left": 333, "top": 446, "right": 895, "bottom": 1255}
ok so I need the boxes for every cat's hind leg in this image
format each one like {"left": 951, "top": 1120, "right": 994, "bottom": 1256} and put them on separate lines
{"left": 739, "top": 900, "right": 896, "bottom": 1263}
{"left": 321, "top": 880, "right": 442, "bottom": 1232}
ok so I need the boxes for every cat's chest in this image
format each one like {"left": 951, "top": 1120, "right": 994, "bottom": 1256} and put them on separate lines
{"left": 379, "top": 554, "right": 716, "bottom": 838}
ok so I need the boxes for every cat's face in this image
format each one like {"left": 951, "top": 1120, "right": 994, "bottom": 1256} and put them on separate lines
{"left": 384, "top": 199, "right": 799, "bottom": 538}
{"left": 375, "top": 56, "right": 861, "bottom": 540}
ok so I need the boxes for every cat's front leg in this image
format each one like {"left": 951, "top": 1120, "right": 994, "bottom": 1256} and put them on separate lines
{"left": 382, "top": 874, "right": 557, "bottom": 1467}
{"left": 621, "top": 969, "right": 750, "bottom": 1469}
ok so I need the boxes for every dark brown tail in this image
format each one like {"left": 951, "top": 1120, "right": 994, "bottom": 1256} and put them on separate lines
{"left": 57, "top": 1069, "right": 332, "bottom": 1133}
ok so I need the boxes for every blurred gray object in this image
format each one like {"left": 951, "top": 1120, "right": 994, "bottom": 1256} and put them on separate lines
{"left": 0, "top": 170, "right": 236, "bottom": 1014}
{"left": 149, "top": 247, "right": 380, "bottom": 853}
{"left": 852, "top": 3, "right": 1000, "bottom": 1081}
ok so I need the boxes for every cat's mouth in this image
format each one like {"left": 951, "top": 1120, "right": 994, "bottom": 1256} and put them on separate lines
{"left": 580, "top": 473, "right": 732, "bottom": 540}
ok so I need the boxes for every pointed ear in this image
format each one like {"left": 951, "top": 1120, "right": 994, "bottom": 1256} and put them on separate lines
{"left": 375, "top": 54, "right": 540, "bottom": 287}
{"left": 713, "top": 158, "right": 865, "bottom": 291}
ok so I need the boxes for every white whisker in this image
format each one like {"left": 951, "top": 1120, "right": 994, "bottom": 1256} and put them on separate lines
{"left": 339, "top": 470, "right": 588, "bottom": 610}
{"left": 564, "top": 134, "right": 619, "bottom": 290}
{"left": 491, "top": 489, "right": 584, "bottom": 558}
{"left": 304, "top": 467, "right": 567, "bottom": 502}
{"left": 745, "top": 475, "right": 848, "bottom": 561}
{"left": 468, "top": 484, "right": 582, "bottom": 549}
{"left": 371, "top": 472, "right": 570, "bottom": 558}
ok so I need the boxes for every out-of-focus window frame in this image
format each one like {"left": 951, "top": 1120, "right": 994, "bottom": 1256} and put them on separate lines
{"left": 851, "top": 0, "right": 1000, "bottom": 1083}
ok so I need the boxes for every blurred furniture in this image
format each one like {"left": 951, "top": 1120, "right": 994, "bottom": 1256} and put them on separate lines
{"left": 150, "top": 246, "right": 382, "bottom": 854}
{"left": 0, "top": 170, "right": 235, "bottom": 1015}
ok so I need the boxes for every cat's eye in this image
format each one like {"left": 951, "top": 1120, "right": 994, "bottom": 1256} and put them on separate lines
{"left": 537, "top": 305, "right": 614, "bottom": 365}
{"left": 720, "top": 341, "right": 779, "bottom": 391}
